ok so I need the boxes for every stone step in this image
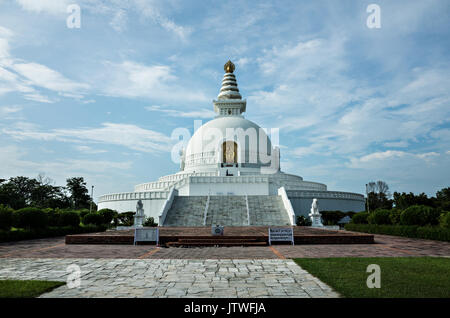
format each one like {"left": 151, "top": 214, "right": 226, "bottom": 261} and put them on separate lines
{"left": 163, "top": 195, "right": 291, "bottom": 227}
{"left": 166, "top": 239, "right": 267, "bottom": 247}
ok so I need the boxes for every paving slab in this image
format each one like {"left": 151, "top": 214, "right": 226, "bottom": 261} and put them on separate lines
{"left": 0, "top": 258, "right": 339, "bottom": 298}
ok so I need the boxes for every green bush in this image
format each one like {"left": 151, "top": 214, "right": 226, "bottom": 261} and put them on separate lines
{"left": 13, "top": 207, "right": 48, "bottom": 230}
{"left": 367, "top": 209, "right": 392, "bottom": 225}
{"left": 98, "top": 208, "right": 116, "bottom": 225}
{"left": 46, "top": 210, "right": 60, "bottom": 226}
{"left": 82, "top": 212, "right": 104, "bottom": 226}
{"left": 0, "top": 205, "right": 13, "bottom": 230}
{"left": 0, "top": 224, "right": 107, "bottom": 243}
{"left": 78, "top": 209, "right": 90, "bottom": 219}
{"left": 143, "top": 216, "right": 158, "bottom": 227}
{"left": 351, "top": 212, "right": 368, "bottom": 224}
{"left": 320, "top": 211, "right": 345, "bottom": 225}
{"left": 117, "top": 211, "right": 135, "bottom": 226}
{"left": 58, "top": 211, "right": 80, "bottom": 227}
{"left": 440, "top": 212, "right": 450, "bottom": 229}
{"left": 400, "top": 205, "right": 440, "bottom": 226}
{"left": 416, "top": 226, "right": 450, "bottom": 241}
{"left": 296, "top": 215, "right": 312, "bottom": 226}
{"left": 389, "top": 208, "right": 402, "bottom": 225}
{"left": 344, "top": 223, "right": 450, "bottom": 242}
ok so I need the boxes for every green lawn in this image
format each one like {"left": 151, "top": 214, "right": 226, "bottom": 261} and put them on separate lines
{"left": 0, "top": 280, "right": 65, "bottom": 298}
{"left": 293, "top": 257, "right": 450, "bottom": 298}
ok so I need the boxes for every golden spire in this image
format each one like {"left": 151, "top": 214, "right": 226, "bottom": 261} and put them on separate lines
{"left": 224, "top": 60, "right": 235, "bottom": 73}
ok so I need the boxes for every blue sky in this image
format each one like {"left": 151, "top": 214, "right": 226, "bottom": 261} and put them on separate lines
{"left": 0, "top": 0, "right": 449, "bottom": 200}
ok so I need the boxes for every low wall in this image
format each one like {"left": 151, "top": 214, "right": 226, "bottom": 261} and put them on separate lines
{"left": 98, "top": 197, "right": 167, "bottom": 221}
{"left": 287, "top": 190, "right": 365, "bottom": 217}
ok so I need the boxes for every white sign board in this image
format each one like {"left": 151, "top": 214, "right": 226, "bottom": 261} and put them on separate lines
{"left": 134, "top": 228, "right": 159, "bottom": 245}
{"left": 268, "top": 228, "right": 294, "bottom": 245}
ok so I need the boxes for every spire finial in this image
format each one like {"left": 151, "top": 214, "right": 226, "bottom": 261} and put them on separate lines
{"left": 224, "top": 60, "right": 235, "bottom": 73}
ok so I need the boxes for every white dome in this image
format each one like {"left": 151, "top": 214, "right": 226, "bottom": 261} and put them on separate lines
{"left": 184, "top": 116, "right": 273, "bottom": 172}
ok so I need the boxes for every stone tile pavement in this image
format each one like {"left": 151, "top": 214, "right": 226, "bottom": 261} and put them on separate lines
{"left": 1, "top": 233, "right": 448, "bottom": 259}
{"left": 0, "top": 258, "right": 339, "bottom": 298}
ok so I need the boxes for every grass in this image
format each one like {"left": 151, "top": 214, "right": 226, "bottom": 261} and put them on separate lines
{"left": 0, "top": 280, "right": 65, "bottom": 298}
{"left": 293, "top": 257, "right": 450, "bottom": 298}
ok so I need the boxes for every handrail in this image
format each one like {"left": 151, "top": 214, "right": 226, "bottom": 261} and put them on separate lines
{"left": 158, "top": 188, "right": 178, "bottom": 226}
{"left": 203, "top": 195, "right": 210, "bottom": 226}
{"left": 245, "top": 194, "right": 250, "bottom": 226}
{"left": 278, "top": 187, "right": 296, "bottom": 226}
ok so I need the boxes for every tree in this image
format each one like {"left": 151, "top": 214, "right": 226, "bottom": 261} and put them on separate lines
{"left": 435, "top": 187, "right": 450, "bottom": 211}
{"left": 366, "top": 180, "right": 393, "bottom": 211}
{"left": 393, "top": 192, "right": 434, "bottom": 210}
{"left": 66, "top": 177, "right": 91, "bottom": 209}
{"left": 0, "top": 176, "right": 38, "bottom": 209}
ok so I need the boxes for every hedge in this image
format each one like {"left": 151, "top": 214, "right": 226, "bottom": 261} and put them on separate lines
{"left": 0, "top": 205, "right": 13, "bottom": 230}
{"left": 345, "top": 223, "right": 450, "bottom": 242}
{"left": 98, "top": 209, "right": 117, "bottom": 225}
{"left": 367, "top": 209, "right": 392, "bottom": 225}
{"left": 440, "top": 212, "right": 450, "bottom": 229}
{"left": 82, "top": 212, "right": 105, "bottom": 226}
{"left": 12, "top": 207, "right": 48, "bottom": 229}
{"left": 351, "top": 212, "right": 368, "bottom": 224}
{"left": 59, "top": 211, "right": 80, "bottom": 227}
{"left": 400, "top": 205, "right": 440, "bottom": 226}
{"left": 0, "top": 225, "right": 107, "bottom": 243}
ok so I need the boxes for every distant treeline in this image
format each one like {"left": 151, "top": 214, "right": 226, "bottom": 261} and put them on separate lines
{"left": 0, "top": 175, "right": 93, "bottom": 210}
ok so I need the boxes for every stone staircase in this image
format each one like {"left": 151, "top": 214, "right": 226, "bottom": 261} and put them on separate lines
{"left": 206, "top": 196, "right": 248, "bottom": 226}
{"left": 162, "top": 195, "right": 290, "bottom": 227}
{"left": 248, "top": 195, "right": 291, "bottom": 226}
{"left": 163, "top": 196, "right": 207, "bottom": 226}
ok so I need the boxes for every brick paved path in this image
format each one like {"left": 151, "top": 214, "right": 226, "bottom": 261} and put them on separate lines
{"left": 0, "top": 258, "right": 339, "bottom": 298}
{"left": 1, "top": 233, "right": 448, "bottom": 259}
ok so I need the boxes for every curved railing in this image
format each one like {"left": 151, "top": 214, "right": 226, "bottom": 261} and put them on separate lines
{"left": 286, "top": 190, "right": 364, "bottom": 201}
{"left": 98, "top": 190, "right": 169, "bottom": 203}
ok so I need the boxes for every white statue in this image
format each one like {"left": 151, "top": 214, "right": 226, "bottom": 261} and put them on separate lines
{"left": 134, "top": 199, "right": 145, "bottom": 228}
{"left": 309, "top": 198, "right": 323, "bottom": 227}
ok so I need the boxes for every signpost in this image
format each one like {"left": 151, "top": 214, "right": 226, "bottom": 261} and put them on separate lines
{"left": 268, "top": 228, "right": 294, "bottom": 245}
{"left": 134, "top": 227, "right": 159, "bottom": 246}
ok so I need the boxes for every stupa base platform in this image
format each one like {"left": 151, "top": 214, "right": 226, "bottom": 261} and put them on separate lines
{"left": 65, "top": 226, "right": 374, "bottom": 246}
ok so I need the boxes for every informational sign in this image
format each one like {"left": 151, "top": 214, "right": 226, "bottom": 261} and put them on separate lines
{"left": 268, "top": 228, "right": 294, "bottom": 245}
{"left": 212, "top": 225, "right": 224, "bottom": 236}
{"left": 134, "top": 227, "right": 159, "bottom": 245}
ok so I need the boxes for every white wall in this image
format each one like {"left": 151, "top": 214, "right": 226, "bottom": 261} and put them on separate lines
{"left": 187, "top": 181, "right": 269, "bottom": 195}
{"left": 98, "top": 198, "right": 167, "bottom": 222}
{"left": 288, "top": 197, "right": 365, "bottom": 217}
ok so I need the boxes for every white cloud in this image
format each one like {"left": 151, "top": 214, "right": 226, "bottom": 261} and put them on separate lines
{"left": 383, "top": 141, "right": 409, "bottom": 148}
{"left": 133, "top": 0, "right": 192, "bottom": 40}
{"left": 349, "top": 150, "right": 441, "bottom": 167}
{"left": 0, "top": 145, "right": 133, "bottom": 199}
{"left": 99, "top": 61, "right": 208, "bottom": 103}
{"left": 0, "top": 105, "right": 22, "bottom": 115}
{"left": 0, "top": 28, "right": 89, "bottom": 103}
{"left": 12, "top": 62, "right": 89, "bottom": 93}
{"left": 145, "top": 105, "right": 215, "bottom": 119}
{"left": 74, "top": 145, "right": 107, "bottom": 154}
{"left": 15, "top": 0, "right": 70, "bottom": 14}
{"left": 2, "top": 122, "right": 174, "bottom": 153}
{"left": 15, "top": 0, "right": 191, "bottom": 39}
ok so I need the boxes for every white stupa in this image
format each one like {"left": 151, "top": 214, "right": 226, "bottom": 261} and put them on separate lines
{"left": 98, "top": 61, "right": 365, "bottom": 226}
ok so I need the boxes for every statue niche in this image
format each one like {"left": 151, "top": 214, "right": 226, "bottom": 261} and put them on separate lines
{"left": 222, "top": 141, "right": 237, "bottom": 164}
